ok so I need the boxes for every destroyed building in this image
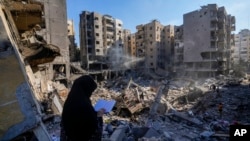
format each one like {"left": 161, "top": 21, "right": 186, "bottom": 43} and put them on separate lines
{"left": 0, "top": 0, "right": 70, "bottom": 140}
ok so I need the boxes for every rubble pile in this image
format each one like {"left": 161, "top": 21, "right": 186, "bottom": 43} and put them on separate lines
{"left": 43, "top": 73, "right": 250, "bottom": 141}
{"left": 85, "top": 74, "right": 250, "bottom": 141}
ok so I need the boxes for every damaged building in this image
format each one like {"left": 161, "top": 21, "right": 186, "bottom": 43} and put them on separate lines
{"left": 183, "top": 4, "right": 235, "bottom": 78}
{"left": 0, "top": 0, "right": 69, "bottom": 140}
{"left": 79, "top": 11, "right": 128, "bottom": 72}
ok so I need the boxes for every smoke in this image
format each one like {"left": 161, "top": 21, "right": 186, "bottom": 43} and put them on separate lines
{"left": 107, "top": 46, "right": 144, "bottom": 70}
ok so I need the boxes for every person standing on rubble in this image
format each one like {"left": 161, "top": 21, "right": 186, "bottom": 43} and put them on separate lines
{"left": 210, "top": 84, "right": 216, "bottom": 92}
{"left": 61, "top": 75, "right": 106, "bottom": 141}
{"left": 216, "top": 86, "right": 221, "bottom": 98}
{"left": 218, "top": 103, "right": 223, "bottom": 119}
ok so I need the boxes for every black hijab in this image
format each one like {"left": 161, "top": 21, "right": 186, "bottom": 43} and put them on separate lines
{"left": 61, "top": 75, "right": 98, "bottom": 141}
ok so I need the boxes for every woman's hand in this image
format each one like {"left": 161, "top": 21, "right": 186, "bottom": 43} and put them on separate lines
{"left": 97, "top": 108, "right": 106, "bottom": 117}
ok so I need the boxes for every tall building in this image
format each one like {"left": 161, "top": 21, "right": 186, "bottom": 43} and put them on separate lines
{"left": 128, "top": 33, "right": 136, "bottom": 57}
{"left": 68, "top": 20, "right": 77, "bottom": 62}
{"left": 79, "top": 11, "right": 125, "bottom": 70}
{"left": 135, "top": 20, "right": 174, "bottom": 71}
{"left": 160, "top": 25, "right": 175, "bottom": 70}
{"left": 123, "top": 29, "right": 131, "bottom": 55}
{"left": 173, "top": 25, "right": 184, "bottom": 76}
{"left": 183, "top": 4, "right": 235, "bottom": 78}
{"left": 233, "top": 29, "right": 250, "bottom": 64}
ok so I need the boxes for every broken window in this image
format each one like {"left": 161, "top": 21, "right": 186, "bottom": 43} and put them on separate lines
{"left": 53, "top": 64, "right": 66, "bottom": 80}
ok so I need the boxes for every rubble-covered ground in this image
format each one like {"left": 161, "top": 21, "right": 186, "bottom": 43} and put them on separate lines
{"left": 46, "top": 71, "right": 250, "bottom": 141}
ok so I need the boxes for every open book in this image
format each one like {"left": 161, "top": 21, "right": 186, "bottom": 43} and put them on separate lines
{"left": 94, "top": 99, "right": 116, "bottom": 113}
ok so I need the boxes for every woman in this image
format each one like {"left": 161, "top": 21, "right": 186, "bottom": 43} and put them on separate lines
{"left": 61, "top": 75, "right": 105, "bottom": 141}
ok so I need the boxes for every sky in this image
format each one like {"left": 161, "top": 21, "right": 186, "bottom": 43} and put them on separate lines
{"left": 66, "top": 0, "right": 250, "bottom": 46}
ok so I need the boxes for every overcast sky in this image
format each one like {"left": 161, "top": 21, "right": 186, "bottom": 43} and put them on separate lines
{"left": 66, "top": 0, "right": 250, "bottom": 46}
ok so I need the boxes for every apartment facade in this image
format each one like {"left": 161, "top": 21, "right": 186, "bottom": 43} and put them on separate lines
{"left": 123, "top": 29, "right": 131, "bottom": 56}
{"left": 173, "top": 25, "right": 184, "bottom": 76}
{"left": 79, "top": 11, "right": 126, "bottom": 70}
{"left": 233, "top": 29, "right": 250, "bottom": 64}
{"left": 183, "top": 4, "right": 235, "bottom": 78}
{"left": 68, "top": 20, "right": 77, "bottom": 62}
{"left": 128, "top": 33, "right": 136, "bottom": 57}
{"left": 135, "top": 20, "right": 174, "bottom": 71}
{"left": 160, "top": 25, "right": 175, "bottom": 70}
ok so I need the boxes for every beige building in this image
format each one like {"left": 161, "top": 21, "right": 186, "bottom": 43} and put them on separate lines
{"left": 233, "top": 29, "right": 250, "bottom": 64}
{"left": 123, "top": 29, "right": 131, "bottom": 55}
{"left": 128, "top": 33, "right": 136, "bottom": 57}
{"left": 67, "top": 20, "right": 77, "bottom": 62}
{"left": 79, "top": 11, "right": 126, "bottom": 70}
{"left": 183, "top": 4, "right": 235, "bottom": 78}
{"left": 160, "top": 25, "right": 175, "bottom": 70}
{"left": 135, "top": 20, "right": 174, "bottom": 71}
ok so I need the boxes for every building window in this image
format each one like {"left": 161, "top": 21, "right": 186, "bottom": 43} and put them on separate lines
{"left": 150, "top": 27, "right": 152, "bottom": 30}
{"left": 87, "top": 39, "right": 92, "bottom": 45}
{"left": 118, "top": 23, "right": 122, "bottom": 27}
{"left": 95, "top": 25, "right": 99, "bottom": 28}
{"left": 150, "top": 63, "right": 153, "bottom": 66}
{"left": 96, "top": 33, "right": 99, "bottom": 37}
{"left": 96, "top": 41, "right": 100, "bottom": 44}
{"left": 88, "top": 48, "right": 92, "bottom": 53}
{"left": 96, "top": 49, "right": 100, "bottom": 52}
{"left": 94, "top": 17, "right": 99, "bottom": 20}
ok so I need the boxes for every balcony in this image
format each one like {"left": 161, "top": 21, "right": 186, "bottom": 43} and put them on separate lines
{"left": 210, "top": 25, "right": 218, "bottom": 31}
{"left": 218, "top": 28, "right": 226, "bottom": 34}
{"left": 211, "top": 36, "right": 218, "bottom": 41}
{"left": 231, "top": 25, "right": 236, "bottom": 31}
{"left": 106, "top": 27, "right": 114, "bottom": 32}
{"left": 218, "top": 17, "right": 225, "bottom": 23}
{"left": 211, "top": 16, "right": 218, "bottom": 22}
{"left": 217, "top": 56, "right": 227, "bottom": 61}
{"left": 231, "top": 16, "right": 236, "bottom": 24}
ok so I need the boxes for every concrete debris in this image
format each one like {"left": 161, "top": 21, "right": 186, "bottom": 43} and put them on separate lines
{"left": 82, "top": 74, "right": 250, "bottom": 141}
{"left": 92, "top": 76, "right": 250, "bottom": 141}
{"left": 3, "top": 65, "right": 250, "bottom": 140}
